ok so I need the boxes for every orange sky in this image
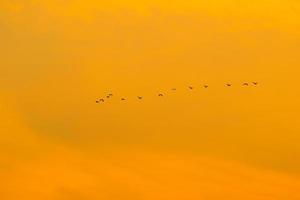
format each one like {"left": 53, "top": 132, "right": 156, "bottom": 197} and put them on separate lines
{"left": 1, "top": 0, "right": 300, "bottom": 199}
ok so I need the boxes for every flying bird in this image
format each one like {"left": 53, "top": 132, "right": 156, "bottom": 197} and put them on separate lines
{"left": 189, "top": 86, "right": 194, "bottom": 90}
{"left": 226, "top": 84, "right": 232, "bottom": 87}
{"left": 121, "top": 98, "right": 126, "bottom": 101}
{"left": 172, "top": 88, "right": 176, "bottom": 91}
{"left": 106, "top": 95, "right": 110, "bottom": 98}
{"left": 137, "top": 96, "right": 143, "bottom": 100}
{"left": 253, "top": 82, "right": 258, "bottom": 85}
{"left": 243, "top": 83, "right": 249, "bottom": 86}
{"left": 204, "top": 85, "right": 208, "bottom": 88}
{"left": 96, "top": 99, "right": 104, "bottom": 103}
{"left": 158, "top": 93, "right": 164, "bottom": 97}
{"left": 108, "top": 93, "right": 113, "bottom": 96}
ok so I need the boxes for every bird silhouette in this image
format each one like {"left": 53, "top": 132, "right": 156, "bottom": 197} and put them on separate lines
{"left": 137, "top": 96, "right": 143, "bottom": 100}
{"left": 106, "top": 95, "right": 110, "bottom": 98}
{"left": 243, "top": 83, "right": 249, "bottom": 86}
{"left": 121, "top": 98, "right": 126, "bottom": 101}
{"left": 253, "top": 82, "right": 258, "bottom": 85}
{"left": 226, "top": 84, "right": 232, "bottom": 87}
{"left": 108, "top": 93, "right": 113, "bottom": 96}
{"left": 158, "top": 93, "right": 164, "bottom": 97}
{"left": 172, "top": 88, "right": 176, "bottom": 91}
{"left": 204, "top": 85, "right": 208, "bottom": 88}
{"left": 189, "top": 86, "right": 194, "bottom": 90}
{"left": 96, "top": 99, "right": 104, "bottom": 103}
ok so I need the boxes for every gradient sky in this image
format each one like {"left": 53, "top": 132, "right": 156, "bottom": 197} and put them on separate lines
{"left": 1, "top": 0, "right": 300, "bottom": 199}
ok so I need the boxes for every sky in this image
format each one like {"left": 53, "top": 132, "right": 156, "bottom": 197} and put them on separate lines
{"left": 1, "top": 0, "right": 300, "bottom": 199}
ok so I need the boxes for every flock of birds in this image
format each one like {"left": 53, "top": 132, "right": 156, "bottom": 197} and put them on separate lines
{"left": 96, "top": 82, "right": 258, "bottom": 103}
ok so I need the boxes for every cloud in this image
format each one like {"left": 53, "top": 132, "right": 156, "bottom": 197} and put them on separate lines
{"left": 1, "top": 149, "right": 300, "bottom": 199}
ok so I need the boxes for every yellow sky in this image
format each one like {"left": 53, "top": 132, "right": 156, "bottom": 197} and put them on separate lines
{"left": 1, "top": 0, "right": 300, "bottom": 199}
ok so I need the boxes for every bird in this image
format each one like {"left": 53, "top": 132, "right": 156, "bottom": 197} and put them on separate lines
{"left": 158, "top": 93, "right": 164, "bottom": 97}
{"left": 96, "top": 99, "right": 104, "bottom": 103}
{"left": 226, "top": 84, "right": 232, "bottom": 87}
{"left": 106, "top": 95, "right": 110, "bottom": 98}
{"left": 253, "top": 82, "right": 258, "bottom": 85}
{"left": 189, "top": 86, "right": 194, "bottom": 90}
{"left": 172, "top": 88, "right": 177, "bottom": 91}
{"left": 121, "top": 98, "right": 126, "bottom": 101}
{"left": 243, "top": 82, "right": 249, "bottom": 86}
{"left": 137, "top": 96, "right": 143, "bottom": 100}
{"left": 108, "top": 93, "right": 113, "bottom": 96}
{"left": 204, "top": 85, "right": 208, "bottom": 88}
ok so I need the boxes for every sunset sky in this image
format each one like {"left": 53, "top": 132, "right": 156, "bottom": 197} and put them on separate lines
{"left": 1, "top": 0, "right": 300, "bottom": 199}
